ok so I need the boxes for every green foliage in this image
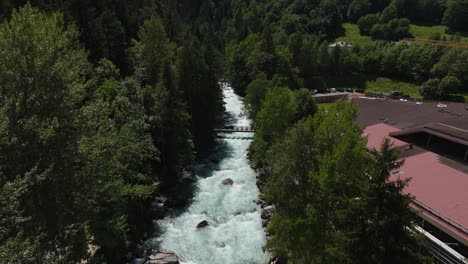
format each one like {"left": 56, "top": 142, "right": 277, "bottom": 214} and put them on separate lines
{"left": 336, "top": 23, "right": 373, "bottom": 46}
{"left": 251, "top": 86, "right": 297, "bottom": 164}
{"left": 90, "top": 9, "right": 127, "bottom": 71}
{"left": 131, "top": 14, "right": 175, "bottom": 86}
{"left": 79, "top": 77, "right": 157, "bottom": 261}
{"left": 420, "top": 78, "right": 445, "bottom": 99}
{"left": 176, "top": 33, "right": 222, "bottom": 149}
{"left": 354, "top": 139, "right": 427, "bottom": 263}
{"left": 294, "top": 89, "right": 319, "bottom": 122}
{"left": 443, "top": 0, "right": 468, "bottom": 31}
{"left": 381, "top": 3, "right": 399, "bottom": 22}
{"left": 245, "top": 75, "right": 272, "bottom": 121}
{"left": 131, "top": 14, "right": 195, "bottom": 182}
{"left": 0, "top": 4, "right": 91, "bottom": 261}
{"left": 263, "top": 102, "right": 426, "bottom": 263}
{"left": 0, "top": 1, "right": 222, "bottom": 262}
{"left": 369, "top": 18, "right": 412, "bottom": 41}
{"left": 347, "top": 0, "right": 372, "bottom": 22}
{"left": 358, "top": 41, "right": 468, "bottom": 99}
{"left": 357, "top": 14, "right": 380, "bottom": 35}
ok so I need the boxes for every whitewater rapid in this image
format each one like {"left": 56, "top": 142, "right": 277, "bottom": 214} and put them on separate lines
{"left": 153, "top": 84, "right": 269, "bottom": 264}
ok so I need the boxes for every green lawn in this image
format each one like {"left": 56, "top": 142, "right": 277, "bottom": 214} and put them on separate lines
{"left": 363, "top": 77, "right": 422, "bottom": 99}
{"left": 337, "top": 23, "right": 468, "bottom": 46}
{"left": 336, "top": 23, "right": 372, "bottom": 46}
{"left": 318, "top": 102, "right": 337, "bottom": 111}
{"left": 362, "top": 77, "right": 468, "bottom": 102}
{"left": 410, "top": 24, "right": 468, "bottom": 42}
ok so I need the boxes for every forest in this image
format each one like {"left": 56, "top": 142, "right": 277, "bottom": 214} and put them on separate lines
{"left": 0, "top": 0, "right": 466, "bottom": 263}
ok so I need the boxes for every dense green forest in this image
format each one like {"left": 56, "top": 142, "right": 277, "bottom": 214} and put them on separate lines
{"left": 0, "top": 0, "right": 466, "bottom": 263}
{"left": 225, "top": 0, "right": 468, "bottom": 100}
{"left": 0, "top": 1, "right": 223, "bottom": 262}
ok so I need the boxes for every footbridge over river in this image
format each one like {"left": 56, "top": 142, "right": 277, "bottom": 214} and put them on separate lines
{"left": 214, "top": 126, "right": 255, "bottom": 133}
{"left": 214, "top": 126, "right": 255, "bottom": 140}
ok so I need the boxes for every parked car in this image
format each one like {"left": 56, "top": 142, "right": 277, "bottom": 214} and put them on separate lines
{"left": 337, "top": 88, "right": 344, "bottom": 92}
{"left": 311, "top": 89, "right": 318, "bottom": 94}
{"left": 345, "top": 87, "right": 353, "bottom": 93}
{"left": 330, "top": 88, "right": 337, "bottom": 92}
{"left": 356, "top": 88, "right": 365, "bottom": 93}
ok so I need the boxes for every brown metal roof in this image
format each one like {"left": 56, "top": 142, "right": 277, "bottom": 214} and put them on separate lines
{"left": 389, "top": 123, "right": 468, "bottom": 147}
{"left": 353, "top": 97, "right": 468, "bottom": 131}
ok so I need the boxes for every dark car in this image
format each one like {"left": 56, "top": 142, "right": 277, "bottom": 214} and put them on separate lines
{"left": 337, "top": 88, "right": 344, "bottom": 92}
{"left": 356, "top": 88, "right": 365, "bottom": 93}
{"left": 311, "top": 89, "right": 318, "bottom": 94}
{"left": 345, "top": 88, "right": 353, "bottom": 93}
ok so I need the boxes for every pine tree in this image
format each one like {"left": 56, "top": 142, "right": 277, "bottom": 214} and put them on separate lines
{"left": 0, "top": 4, "right": 92, "bottom": 261}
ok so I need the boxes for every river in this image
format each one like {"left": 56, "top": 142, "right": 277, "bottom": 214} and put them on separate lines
{"left": 150, "top": 83, "right": 269, "bottom": 264}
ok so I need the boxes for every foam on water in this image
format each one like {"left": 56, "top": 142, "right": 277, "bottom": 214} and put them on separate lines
{"left": 155, "top": 84, "right": 269, "bottom": 264}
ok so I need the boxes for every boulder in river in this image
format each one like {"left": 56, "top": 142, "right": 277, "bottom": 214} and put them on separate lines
{"left": 209, "top": 155, "right": 220, "bottom": 164}
{"left": 179, "top": 171, "right": 194, "bottom": 184}
{"left": 261, "top": 205, "right": 276, "bottom": 220}
{"left": 267, "top": 256, "right": 288, "bottom": 264}
{"left": 215, "top": 241, "right": 226, "bottom": 248}
{"left": 196, "top": 220, "right": 209, "bottom": 229}
{"left": 133, "top": 245, "right": 146, "bottom": 259}
{"left": 221, "top": 178, "right": 233, "bottom": 186}
{"left": 148, "top": 251, "right": 179, "bottom": 264}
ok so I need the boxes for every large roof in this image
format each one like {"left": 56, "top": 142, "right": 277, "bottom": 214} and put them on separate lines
{"left": 393, "top": 151, "right": 468, "bottom": 245}
{"left": 355, "top": 98, "right": 468, "bottom": 246}
{"left": 389, "top": 122, "right": 468, "bottom": 147}
{"left": 354, "top": 97, "right": 468, "bottom": 131}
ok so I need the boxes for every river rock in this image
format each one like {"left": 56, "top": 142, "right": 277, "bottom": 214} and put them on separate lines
{"left": 133, "top": 245, "right": 146, "bottom": 259}
{"left": 152, "top": 198, "right": 167, "bottom": 219}
{"left": 257, "top": 169, "right": 267, "bottom": 179}
{"left": 148, "top": 251, "right": 179, "bottom": 264}
{"left": 221, "top": 178, "right": 233, "bottom": 186}
{"left": 261, "top": 205, "right": 276, "bottom": 220}
{"left": 262, "top": 219, "right": 269, "bottom": 228}
{"left": 268, "top": 256, "right": 288, "bottom": 264}
{"left": 179, "top": 171, "right": 194, "bottom": 184}
{"left": 209, "top": 155, "right": 220, "bottom": 164}
{"left": 215, "top": 241, "right": 226, "bottom": 248}
{"left": 196, "top": 220, "right": 209, "bottom": 229}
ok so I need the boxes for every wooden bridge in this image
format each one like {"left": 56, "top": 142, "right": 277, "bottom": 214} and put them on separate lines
{"left": 213, "top": 126, "right": 255, "bottom": 133}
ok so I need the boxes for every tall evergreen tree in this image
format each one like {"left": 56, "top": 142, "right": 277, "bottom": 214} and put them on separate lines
{"left": 0, "top": 4, "right": 92, "bottom": 261}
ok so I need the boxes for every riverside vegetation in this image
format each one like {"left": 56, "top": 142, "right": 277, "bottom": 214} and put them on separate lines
{"left": 1, "top": 0, "right": 466, "bottom": 263}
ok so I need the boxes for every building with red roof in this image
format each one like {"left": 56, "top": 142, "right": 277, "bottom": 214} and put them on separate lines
{"left": 355, "top": 97, "right": 468, "bottom": 260}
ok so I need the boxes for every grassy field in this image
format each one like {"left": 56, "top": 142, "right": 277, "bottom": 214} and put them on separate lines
{"left": 337, "top": 23, "right": 468, "bottom": 46}
{"left": 336, "top": 23, "right": 372, "bottom": 46}
{"left": 410, "top": 24, "right": 468, "bottom": 42}
{"left": 318, "top": 102, "right": 337, "bottom": 110}
{"left": 315, "top": 76, "right": 467, "bottom": 103}
{"left": 363, "top": 77, "right": 422, "bottom": 99}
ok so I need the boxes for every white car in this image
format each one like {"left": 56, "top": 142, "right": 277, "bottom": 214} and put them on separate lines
{"left": 330, "top": 88, "right": 337, "bottom": 92}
